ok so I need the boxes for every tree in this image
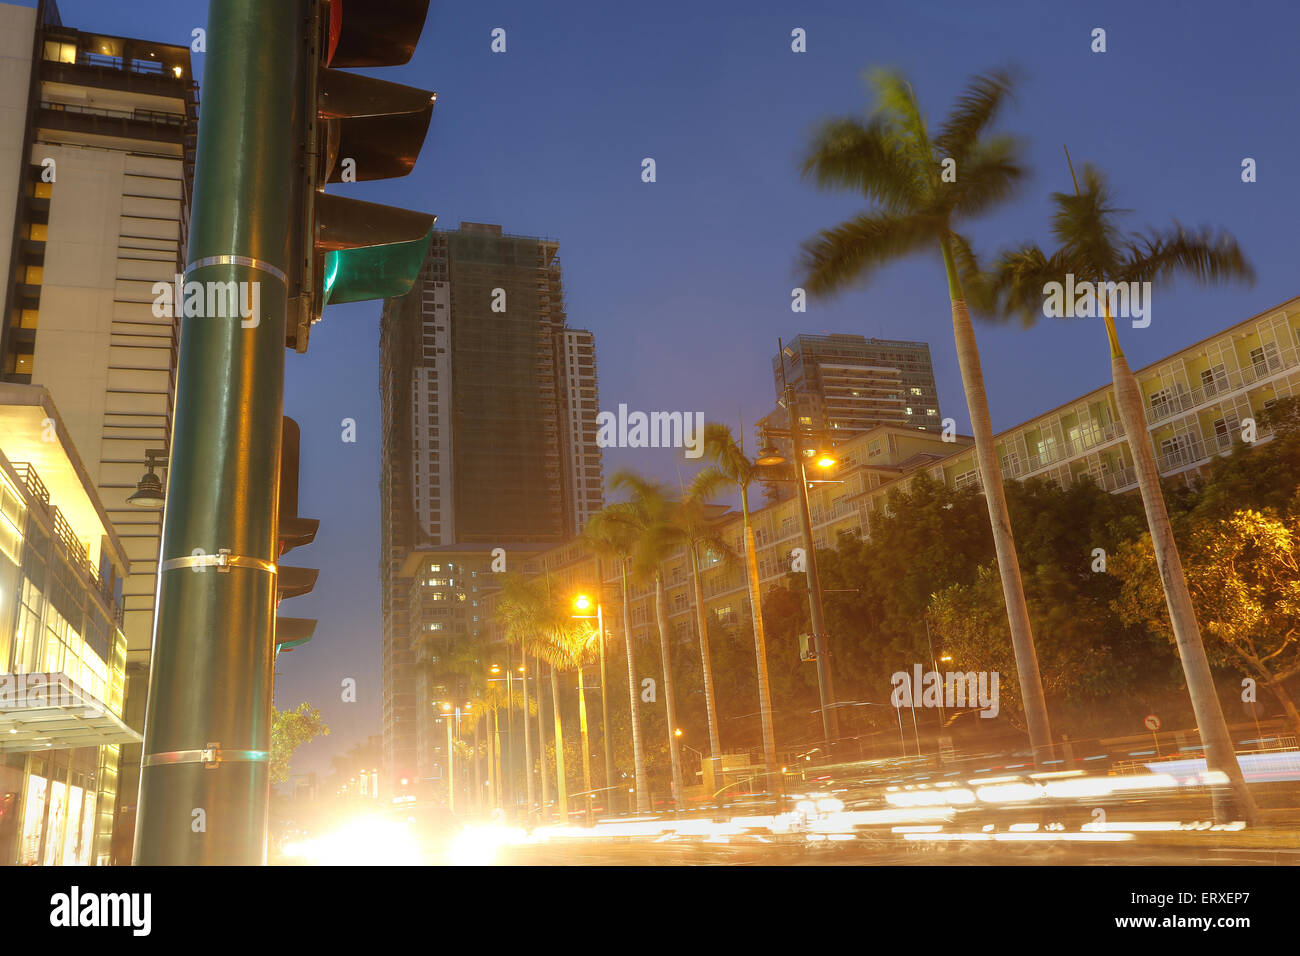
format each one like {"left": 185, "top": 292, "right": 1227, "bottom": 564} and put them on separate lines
{"left": 987, "top": 159, "right": 1258, "bottom": 823}
{"left": 698, "top": 422, "right": 779, "bottom": 784}
{"left": 609, "top": 470, "right": 687, "bottom": 809}
{"left": 798, "top": 66, "right": 1055, "bottom": 764}
{"left": 270, "top": 702, "right": 329, "bottom": 784}
{"left": 583, "top": 505, "right": 651, "bottom": 812}
{"left": 1113, "top": 510, "right": 1300, "bottom": 736}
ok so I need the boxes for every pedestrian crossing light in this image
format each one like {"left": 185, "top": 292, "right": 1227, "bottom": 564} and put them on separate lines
{"left": 287, "top": 0, "right": 438, "bottom": 351}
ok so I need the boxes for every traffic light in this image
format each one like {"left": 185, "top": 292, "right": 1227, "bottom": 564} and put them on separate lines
{"left": 286, "top": 0, "right": 438, "bottom": 351}
{"left": 276, "top": 417, "right": 319, "bottom": 653}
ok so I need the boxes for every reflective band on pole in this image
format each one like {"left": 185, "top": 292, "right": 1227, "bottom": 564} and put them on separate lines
{"left": 186, "top": 254, "right": 286, "bottom": 284}
{"left": 144, "top": 744, "right": 269, "bottom": 769}
{"left": 159, "top": 550, "right": 276, "bottom": 574}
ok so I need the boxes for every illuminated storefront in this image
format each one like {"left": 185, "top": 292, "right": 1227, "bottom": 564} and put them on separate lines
{"left": 0, "top": 385, "right": 137, "bottom": 865}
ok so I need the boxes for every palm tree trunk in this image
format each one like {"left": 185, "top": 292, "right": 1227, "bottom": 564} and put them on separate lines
{"left": 521, "top": 652, "right": 535, "bottom": 818}
{"left": 655, "top": 569, "right": 686, "bottom": 809}
{"left": 621, "top": 562, "right": 650, "bottom": 812}
{"left": 741, "top": 493, "right": 779, "bottom": 787}
{"left": 689, "top": 546, "right": 722, "bottom": 765}
{"left": 535, "top": 651, "right": 550, "bottom": 821}
{"left": 577, "top": 663, "right": 593, "bottom": 820}
{"left": 550, "top": 664, "right": 569, "bottom": 822}
{"left": 1104, "top": 308, "right": 1259, "bottom": 824}
{"left": 942, "top": 236, "right": 1053, "bottom": 766}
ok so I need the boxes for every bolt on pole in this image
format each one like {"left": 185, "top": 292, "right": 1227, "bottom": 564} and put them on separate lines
{"left": 134, "top": 0, "right": 295, "bottom": 865}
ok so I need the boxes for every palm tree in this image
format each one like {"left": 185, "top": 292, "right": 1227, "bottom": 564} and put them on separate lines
{"left": 650, "top": 473, "right": 738, "bottom": 764}
{"left": 496, "top": 573, "right": 554, "bottom": 820}
{"left": 985, "top": 159, "right": 1260, "bottom": 824}
{"left": 537, "top": 607, "right": 601, "bottom": 821}
{"left": 609, "top": 470, "right": 687, "bottom": 809}
{"left": 699, "top": 421, "right": 779, "bottom": 785}
{"left": 798, "top": 67, "right": 1054, "bottom": 764}
{"left": 583, "top": 505, "right": 651, "bottom": 813}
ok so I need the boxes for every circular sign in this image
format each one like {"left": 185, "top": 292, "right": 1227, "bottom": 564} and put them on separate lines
{"left": 1144, "top": 714, "right": 1161, "bottom": 731}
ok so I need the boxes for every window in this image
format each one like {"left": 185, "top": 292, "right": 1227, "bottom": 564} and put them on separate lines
{"left": 1250, "top": 342, "right": 1280, "bottom": 375}
{"left": 1160, "top": 435, "right": 1196, "bottom": 466}
{"left": 926, "top": 408, "right": 937, "bottom": 416}
{"left": 909, "top": 387, "right": 923, "bottom": 396}
{"left": 1213, "top": 416, "right": 1240, "bottom": 450}
{"left": 868, "top": 439, "right": 882, "bottom": 457}
{"left": 1200, "top": 365, "right": 1228, "bottom": 396}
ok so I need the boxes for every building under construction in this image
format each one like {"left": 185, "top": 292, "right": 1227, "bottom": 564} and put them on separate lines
{"left": 378, "top": 223, "right": 602, "bottom": 792}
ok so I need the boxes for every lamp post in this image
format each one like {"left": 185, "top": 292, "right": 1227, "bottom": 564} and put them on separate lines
{"left": 756, "top": 339, "right": 840, "bottom": 751}
{"left": 574, "top": 593, "right": 613, "bottom": 820}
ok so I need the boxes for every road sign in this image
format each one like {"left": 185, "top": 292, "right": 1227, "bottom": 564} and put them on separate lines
{"left": 1144, "top": 714, "right": 1161, "bottom": 731}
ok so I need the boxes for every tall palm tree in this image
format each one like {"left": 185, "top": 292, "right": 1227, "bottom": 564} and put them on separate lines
{"left": 538, "top": 608, "right": 600, "bottom": 821}
{"left": 985, "top": 160, "right": 1260, "bottom": 824}
{"left": 583, "top": 505, "right": 651, "bottom": 813}
{"left": 609, "top": 470, "right": 687, "bottom": 809}
{"left": 799, "top": 67, "right": 1054, "bottom": 764}
{"left": 649, "top": 474, "right": 738, "bottom": 763}
{"left": 699, "top": 421, "right": 779, "bottom": 785}
{"left": 496, "top": 573, "right": 555, "bottom": 819}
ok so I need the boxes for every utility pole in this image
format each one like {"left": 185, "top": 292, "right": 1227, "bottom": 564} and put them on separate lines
{"left": 134, "top": 0, "right": 294, "bottom": 864}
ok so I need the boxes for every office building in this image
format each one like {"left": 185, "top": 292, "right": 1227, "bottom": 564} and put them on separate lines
{"left": 760, "top": 335, "right": 942, "bottom": 452}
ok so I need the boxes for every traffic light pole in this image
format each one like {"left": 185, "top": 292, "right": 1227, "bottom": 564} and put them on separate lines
{"left": 134, "top": 0, "right": 296, "bottom": 864}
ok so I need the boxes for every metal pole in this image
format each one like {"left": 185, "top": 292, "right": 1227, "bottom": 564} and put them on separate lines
{"left": 779, "top": 339, "right": 837, "bottom": 751}
{"left": 597, "top": 601, "right": 615, "bottom": 815}
{"left": 134, "top": 0, "right": 294, "bottom": 865}
{"left": 446, "top": 711, "right": 455, "bottom": 815}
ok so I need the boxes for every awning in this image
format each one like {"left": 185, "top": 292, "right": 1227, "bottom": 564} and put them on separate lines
{"left": 0, "top": 672, "right": 142, "bottom": 753}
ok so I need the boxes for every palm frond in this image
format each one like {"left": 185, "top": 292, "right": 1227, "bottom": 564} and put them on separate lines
{"left": 800, "top": 116, "right": 920, "bottom": 211}
{"left": 986, "top": 243, "right": 1079, "bottom": 328}
{"left": 939, "top": 134, "right": 1027, "bottom": 221}
{"left": 933, "top": 67, "right": 1018, "bottom": 163}
{"left": 701, "top": 422, "right": 753, "bottom": 487}
{"left": 799, "top": 211, "right": 941, "bottom": 297}
{"left": 1120, "top": 224, "right": 1256, "bottom": 288}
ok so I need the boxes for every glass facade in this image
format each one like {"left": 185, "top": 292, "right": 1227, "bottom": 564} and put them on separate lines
{"left": 0, "top": 459, "right": 128, "bottom": 865}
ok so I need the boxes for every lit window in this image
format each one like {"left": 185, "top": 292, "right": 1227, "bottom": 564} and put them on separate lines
{"left": 24, "top": 265, "right": 43, "bottom": 285}
{"left": 27, "top": 223, "right": 47, "bottom": 241}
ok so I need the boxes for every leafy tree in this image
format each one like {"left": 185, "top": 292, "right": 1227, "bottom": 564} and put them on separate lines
{"left": 270, "top": 702, "right": 329, "bottom": 784}
{"left": 1112, "top": 510, "right": 1300, "bottom": 735}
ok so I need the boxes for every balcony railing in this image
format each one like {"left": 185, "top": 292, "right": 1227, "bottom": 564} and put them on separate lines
{"left": 1144, "top": 345, "right": 1297, "bottom": 426}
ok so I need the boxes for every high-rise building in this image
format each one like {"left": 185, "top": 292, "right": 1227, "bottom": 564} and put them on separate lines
{"left": 762, "top": 335, "right": 942, "bottom": 448}
{"left": 378, "top": 222, "right": 602, "bottom": 788}
{"left": 0, "top": 1, "right": 197, "bottom": 861}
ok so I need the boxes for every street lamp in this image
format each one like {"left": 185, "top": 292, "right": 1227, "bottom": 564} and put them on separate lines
{"left": 757, "top": 337, "right": 841, "bottom": 752}
{"left": 126, "top": 448, "right": 168, "bottom": 508}
{"left": 573, "top": 592, "right": 616, "bottom": 818}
